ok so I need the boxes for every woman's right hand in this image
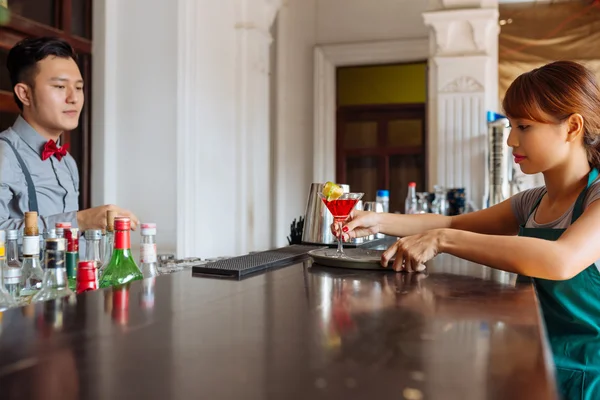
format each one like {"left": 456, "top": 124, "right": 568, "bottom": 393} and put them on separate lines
{"left": 330, "top": 210, "right": 382, "bottom": 241}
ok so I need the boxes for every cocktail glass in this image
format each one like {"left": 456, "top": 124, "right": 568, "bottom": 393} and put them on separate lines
{"left": 319, "top": 192, "right": 364, "bottom": 258}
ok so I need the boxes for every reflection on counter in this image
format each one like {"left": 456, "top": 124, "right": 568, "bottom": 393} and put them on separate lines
{"left": 304, "top": 257, "right": 552, "bottom": 399}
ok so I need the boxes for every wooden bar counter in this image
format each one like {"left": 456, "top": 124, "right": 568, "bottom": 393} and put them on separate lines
{"left": 0, "top": 248, "right": 557, "bottom": 399}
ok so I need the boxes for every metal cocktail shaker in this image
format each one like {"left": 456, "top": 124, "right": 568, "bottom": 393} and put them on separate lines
{"left": 301, "top": 183, "right": 349, "bottom": 245}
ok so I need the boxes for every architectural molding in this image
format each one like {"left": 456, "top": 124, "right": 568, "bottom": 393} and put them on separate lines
{"left": 423, "top": 8, "right": 499, "bottom": 56}
{"left": 235, "top": 0, "right": 282, "bottom": 34}
{"left": 424, "top": 3, "right": 499, "bottom": 209}
{"left": 440, "top": 76, "right": 485, "bottom": 93}
{"left": 313, "top": 38, "right": 429, "bottom": 183}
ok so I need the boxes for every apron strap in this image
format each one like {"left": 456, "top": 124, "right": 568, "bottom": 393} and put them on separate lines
{"left": 0, "top": 137, "right": 39, "bottom": 214}
{"left": 571, "top": 168, "right": 600, "bottom": 223}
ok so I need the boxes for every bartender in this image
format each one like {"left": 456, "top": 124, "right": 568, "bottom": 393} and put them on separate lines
{"left": 0, "top": 36, "right": 138, "bottom": 233}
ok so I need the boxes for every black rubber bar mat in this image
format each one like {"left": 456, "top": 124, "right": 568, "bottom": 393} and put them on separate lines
{"left": 191, "top": 244, "right": 326, "bottom": 279}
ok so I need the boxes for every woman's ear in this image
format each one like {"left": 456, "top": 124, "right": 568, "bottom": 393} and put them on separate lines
{"left": 566, "top": 113, "right": 585, "bottom": 143}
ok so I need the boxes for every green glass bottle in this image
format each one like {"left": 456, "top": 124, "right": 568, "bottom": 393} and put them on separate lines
{"left": 99, "top": 217, "right": 143, "bottom": 289}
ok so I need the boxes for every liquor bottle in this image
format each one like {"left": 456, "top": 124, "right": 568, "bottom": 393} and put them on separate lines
{"left": 65, "top": 228, "right": 79, "bottom": 291}
{"left": 140, "top": 223, "right": 159, "bottom": 278}
{"left": 101, "top": 210, "right": 116, "bottom": 277}
{"left": 55, "top": 222, "right": 71, "bottom": 239}
{"left": 84, "top": 230, "right": 103, "bottom": 271}
{"left": 4, "top": 230, "right": 22, "bottom": 297}
{"left": 404, "top": 182, "right": 418, "bottom": 215}
{"left": 32, "top": 238, "right": 75, "bottom": 303}
{"left": 0, "top": 231, "right": 17, "bottom": 310}
{"left": 20, "top": 212, "right": 44, "bottom": 296}
{"left": 76, "top": 260, "right": 99, "bottom": 294}
{"left": 41, "top": 228, "right": 57, "bottom": 263}
{"left": 99, "top": 217, "right": 143, "bottom": 289}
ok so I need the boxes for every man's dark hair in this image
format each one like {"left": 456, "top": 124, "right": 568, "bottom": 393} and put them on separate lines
{"left": 7, "top": 36, "right": 78, "bottom": 110}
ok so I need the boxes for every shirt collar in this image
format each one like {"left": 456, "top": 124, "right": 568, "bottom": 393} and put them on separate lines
{"left": 12, "top": 115, "right": 53, "bottom": 156}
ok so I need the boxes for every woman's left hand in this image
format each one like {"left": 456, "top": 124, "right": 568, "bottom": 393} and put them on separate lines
{"left": 382, "top": 229, "right": 445, "bottom": 272}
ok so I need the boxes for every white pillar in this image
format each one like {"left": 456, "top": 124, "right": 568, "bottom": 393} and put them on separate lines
{"left": 176, "top": 0, "right": 281, "bottom": 258}
{"left": 234, "top": 0, "right": 282, "bottom": 254}
{"left": 423, "top": 1, "right": 499, "bottom": 209}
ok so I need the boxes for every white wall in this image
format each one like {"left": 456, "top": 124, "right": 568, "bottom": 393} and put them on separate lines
{"left": 317, "top": 0, "right": 429, "bottom": 44}
{"left": 272, "top": 0, "right": 318, "bottom": 247}
{"left": 91, "top": 0, "right": 437, "bottom": 255}
{"left": 93, "top": 0, "right": 177, "bottom": 254}
{"left": 272, "top": 0, "right": 430, "bottom": 247}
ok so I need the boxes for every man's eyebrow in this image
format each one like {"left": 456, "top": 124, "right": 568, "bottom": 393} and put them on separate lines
{"left": 49, "top": 77, "right": 84, "bottom": 84}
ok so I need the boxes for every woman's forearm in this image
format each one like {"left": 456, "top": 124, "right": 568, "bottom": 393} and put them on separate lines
{"left": 378, "top": 213, "right": 452, "bottom": 237}
{"left": 439, "top": 229, "right": 570, "bottom": 280}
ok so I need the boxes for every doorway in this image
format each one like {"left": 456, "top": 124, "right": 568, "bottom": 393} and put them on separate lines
{"left": 336, "top": 62, "right": 427, "bottom": 213}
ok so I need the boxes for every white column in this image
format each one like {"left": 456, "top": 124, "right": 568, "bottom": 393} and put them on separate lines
{"left": 423, "top": 2, "right": 499, "bottom": 209}
{"left": 234, "top": 0, "right": 282, "bottom": 254}
{"left": 176, "top": 0, "right": 281, "bottom": 258}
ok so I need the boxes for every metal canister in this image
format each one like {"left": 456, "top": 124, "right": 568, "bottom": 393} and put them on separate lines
{"left": 484, "top": 114, "right": 513, "bottom": 208}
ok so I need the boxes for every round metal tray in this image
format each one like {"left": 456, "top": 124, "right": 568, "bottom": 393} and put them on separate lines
{"left": 308, "top": 248, "right": 395, "bottom": 271}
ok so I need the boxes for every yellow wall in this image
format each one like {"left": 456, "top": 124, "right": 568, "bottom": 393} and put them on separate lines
{"left": 337, "top": 63, "right": 427, "bottom": 106}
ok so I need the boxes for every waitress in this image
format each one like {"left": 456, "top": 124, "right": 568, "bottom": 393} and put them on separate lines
{"left": 0, "top": 36, "right": 138, "bottom": 233}
{"left": 337, "top": 60, "right": 600, "bottom": 399}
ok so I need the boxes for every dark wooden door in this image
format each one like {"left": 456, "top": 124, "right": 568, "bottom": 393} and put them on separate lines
{"left": 337, "top": 104, "right": 427, "bottom": 213}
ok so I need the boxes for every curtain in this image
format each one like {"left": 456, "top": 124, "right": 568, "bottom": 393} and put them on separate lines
{"left": 499, "top": 1, "right": 600, "bottom": 102}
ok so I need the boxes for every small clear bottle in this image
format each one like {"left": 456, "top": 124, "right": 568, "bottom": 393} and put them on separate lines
{"left": 4, "top": 230, "right": 22, "bottom": 297}
{"left": 84, "top": 230, "right": 103, "bottom": 271}
{"left": 0, "top": 231, "right": 17, "bottom": 310}
{"left": 55, "top": 222, "right": 71, "bottom": 240}
{"left": 20, "top": 211, "right": 44, "bottom": 296}
{"left": 32, "top": 238, "right": 75, "bottom": 303}
{"left": 101, "top": 210, "right": 116, "bottom": 277}
{"left": 404, "top": 182, "right": 418, "bottom": 215}
{"left": 376, "top": 190, "right": 390, "bottom": 213}
{"left": 41, "top": 228, "right": 57, "bottom": 263}
{"left": 140, "top": 223, "right": 159, "bottom": 278}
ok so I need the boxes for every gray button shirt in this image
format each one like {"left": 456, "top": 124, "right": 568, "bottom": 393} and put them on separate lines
{"left": 0, "top": 116, "right": 79, "bottom": 233}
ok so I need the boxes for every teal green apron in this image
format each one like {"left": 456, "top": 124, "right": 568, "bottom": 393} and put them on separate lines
{"left": 519, "top": 168, "right": 600, "bottom": 400}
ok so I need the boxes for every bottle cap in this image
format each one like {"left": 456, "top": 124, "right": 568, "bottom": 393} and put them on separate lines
{"left": 114, "top": 217, "right": 131, "bottom": 231}
{"left": 408, "top": 182, "right": 416, "bottom": 188}
{"left": 76, "top": 260, "right": 99, "bottom": 294}
{"left": 55, "top": 222, "right": 71, "bottom": 229}
{"left": 376, "top": 190, "right": 389, "bottom": 197}
{"left": 141, "top": 223, "right": 157, "bottom": 236}
{"left": 6, "top": 230, "right": 18, "bottom": 240}
{"left": 24, "top": 212, "right": 38, "bottom": 236}
{"left": 84, "top": 230, "right": 103, "bottom": 241}
{"left": 106, "top": 210, "right": 116, "bottom": 232}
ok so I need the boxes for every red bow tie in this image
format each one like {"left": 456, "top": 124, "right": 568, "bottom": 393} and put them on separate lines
{"left": 42, "top": 140, "right": 70, "bottom": 161}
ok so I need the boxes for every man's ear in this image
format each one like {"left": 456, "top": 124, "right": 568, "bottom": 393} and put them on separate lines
{"left": 14, "top": 83, "right": 32, "bottom": 108}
